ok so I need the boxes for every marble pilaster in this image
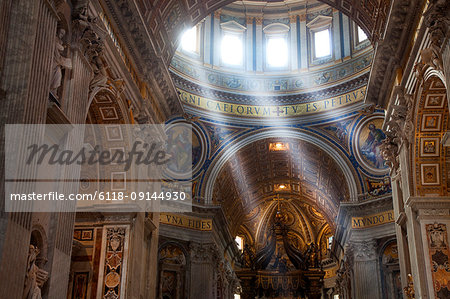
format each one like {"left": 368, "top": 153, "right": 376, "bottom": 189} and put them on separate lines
{"left": 332, "top": 11, "right": 342, "bottom": 60}
{"left": 246, "top": 17, "right": 254, "bottom": 72}
{"left": 255, "top": 17, "right": 263, "bottom": 72}
{"left": 299, "top": 15, "right": 308, "bottom": 69}
{"left": 341, "top": 14, "right": 351, "bottom": 58}
{"left": 289, "top": 15, "right": 298, "bottom": 71}
{"left": 189, "top": 242, "right": 219, "bottom": 299}
{"left": 213, "top": 11, "right": 221, "bottom": 67}
{"left": 203, "top": 16, "right": 212, "bottom": 65}
{"left": 348, "top": 241, "right": 381, "bottom": 299}
{"left": 0, "top": 0, "right": 59, "bottom": 297}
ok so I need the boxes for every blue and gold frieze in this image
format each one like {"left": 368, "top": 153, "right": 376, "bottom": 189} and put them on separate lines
{"left": 170, "top": 50, "right": 372, "bottom": 95}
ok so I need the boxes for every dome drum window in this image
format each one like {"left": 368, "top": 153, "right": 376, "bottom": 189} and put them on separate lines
{"left": 353, "top": 24, "right": 370, "bottom": 51}
{"left": 220, "top": 20, "right": 247, "bottom": 67}
{"left": 307, "top": 15, "right": 333, "bottom": 64}
{"left": 180, "top": 25, "right": 201, "bottom": 56}
{"left": 263, "top": 23, "right": 290, "bottom": 70}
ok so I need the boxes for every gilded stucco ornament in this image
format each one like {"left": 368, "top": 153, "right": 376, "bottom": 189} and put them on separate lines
{"left": 404, "top": 274, "right": 415, "bottom": 298}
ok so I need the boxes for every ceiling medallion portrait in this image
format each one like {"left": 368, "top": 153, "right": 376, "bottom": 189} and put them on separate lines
{"left": 164, "top": 119, "right": 208, "bottom": 179}
{"left": 353, "top": 115, "right": 389, "bottom": 175}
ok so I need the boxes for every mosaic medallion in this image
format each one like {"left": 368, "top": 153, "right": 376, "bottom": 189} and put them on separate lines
{"left": 353, "top": 116, "right": 389, "bottom": 175}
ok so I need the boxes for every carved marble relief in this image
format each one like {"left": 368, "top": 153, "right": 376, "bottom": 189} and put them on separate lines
{"left": 101, "top": 227, "right": 128, "bottom": 299}
{"left": 425, "top": 223, "right": 450, "bottom": 298}
{"left": 158, "top": 243, "right": 188, "bottom": 299}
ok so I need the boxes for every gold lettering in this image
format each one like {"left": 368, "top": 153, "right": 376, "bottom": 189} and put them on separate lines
{"left": 352, "top": 210, "right": 395, "bottom": 229}
{"left": 176, "top": 86, "right": 366, "bottom": 118}
{"left": 160, "top": 213, "right": 213, "bottom": 231}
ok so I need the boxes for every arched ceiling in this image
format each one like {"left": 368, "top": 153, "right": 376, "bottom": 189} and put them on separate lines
{"left": 212, "top": 137, "right": 349, "bottom": 234}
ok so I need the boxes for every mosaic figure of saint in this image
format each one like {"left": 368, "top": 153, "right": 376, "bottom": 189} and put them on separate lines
{"left": 361, "top": 123, "right": 386, "bottom": 168}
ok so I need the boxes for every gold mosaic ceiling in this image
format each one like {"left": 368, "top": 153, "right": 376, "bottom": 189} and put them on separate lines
{"left": 212, "top": 137, "right": 349, "bottom": 235}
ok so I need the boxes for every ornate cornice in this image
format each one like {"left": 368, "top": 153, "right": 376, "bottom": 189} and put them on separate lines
{"left": 365, "top": 0, "right": 426, "bottom": 107}
{"left": 170, "top": 49, "right": 373, "bottom": 99}
{"left": 101, "top": 0, "right": 182, "bottom": 118}
{"left": 333, "top": 195, "right": 393, "bottom": 249}
{"left": 405, "top": 196, "right": 450, "bottom": 212}
{"left": 338, "top": 195, "right": 393, "bottom": 216}
{"left": 172, "top": 71, "right": 369, "bottom": 106}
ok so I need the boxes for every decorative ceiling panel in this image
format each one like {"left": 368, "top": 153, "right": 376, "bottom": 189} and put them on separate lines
{"left": 212, "top": 137, "right": 349, "bottom": 233}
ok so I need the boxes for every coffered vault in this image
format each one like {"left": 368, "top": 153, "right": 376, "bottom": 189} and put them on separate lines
{"left": 212, "top": 137, "right": 347, "bottom": 235}
{"left": 203, "top": 129, "right": 360, "bottom": 205}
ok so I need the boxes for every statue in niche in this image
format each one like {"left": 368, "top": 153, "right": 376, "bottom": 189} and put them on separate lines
{"left": 72, "top": 1, "right": 93, "bottom": 38}
{"left": 89, "top": 43, "right": 109, "bottom": 90}
{"left": 50, "top": 28, "right": 72, "bottom": 96}
{"left": 23, "top": 245, "right": 48, "bottom": 299}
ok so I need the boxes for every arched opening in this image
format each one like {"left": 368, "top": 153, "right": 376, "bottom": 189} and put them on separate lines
{"left": 209, "top": 136, "right": 351, "bottom": 297}
{"left": 68, "top": 86, "right": 133, "bottom": 299}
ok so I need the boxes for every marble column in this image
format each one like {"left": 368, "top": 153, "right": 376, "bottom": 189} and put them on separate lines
{"left": 0, "top": 0, "right": 58, "bottom": 297}
{"left": 349, "top": 241, "right": 382, "bottom": 299}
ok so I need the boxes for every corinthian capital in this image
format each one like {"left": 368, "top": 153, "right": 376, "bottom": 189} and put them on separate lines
{"left": 348, "top": 241, "right": 377, "bottom": 262}
{"left": 189, "top": 242, "right": 219, "bottom": 263}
